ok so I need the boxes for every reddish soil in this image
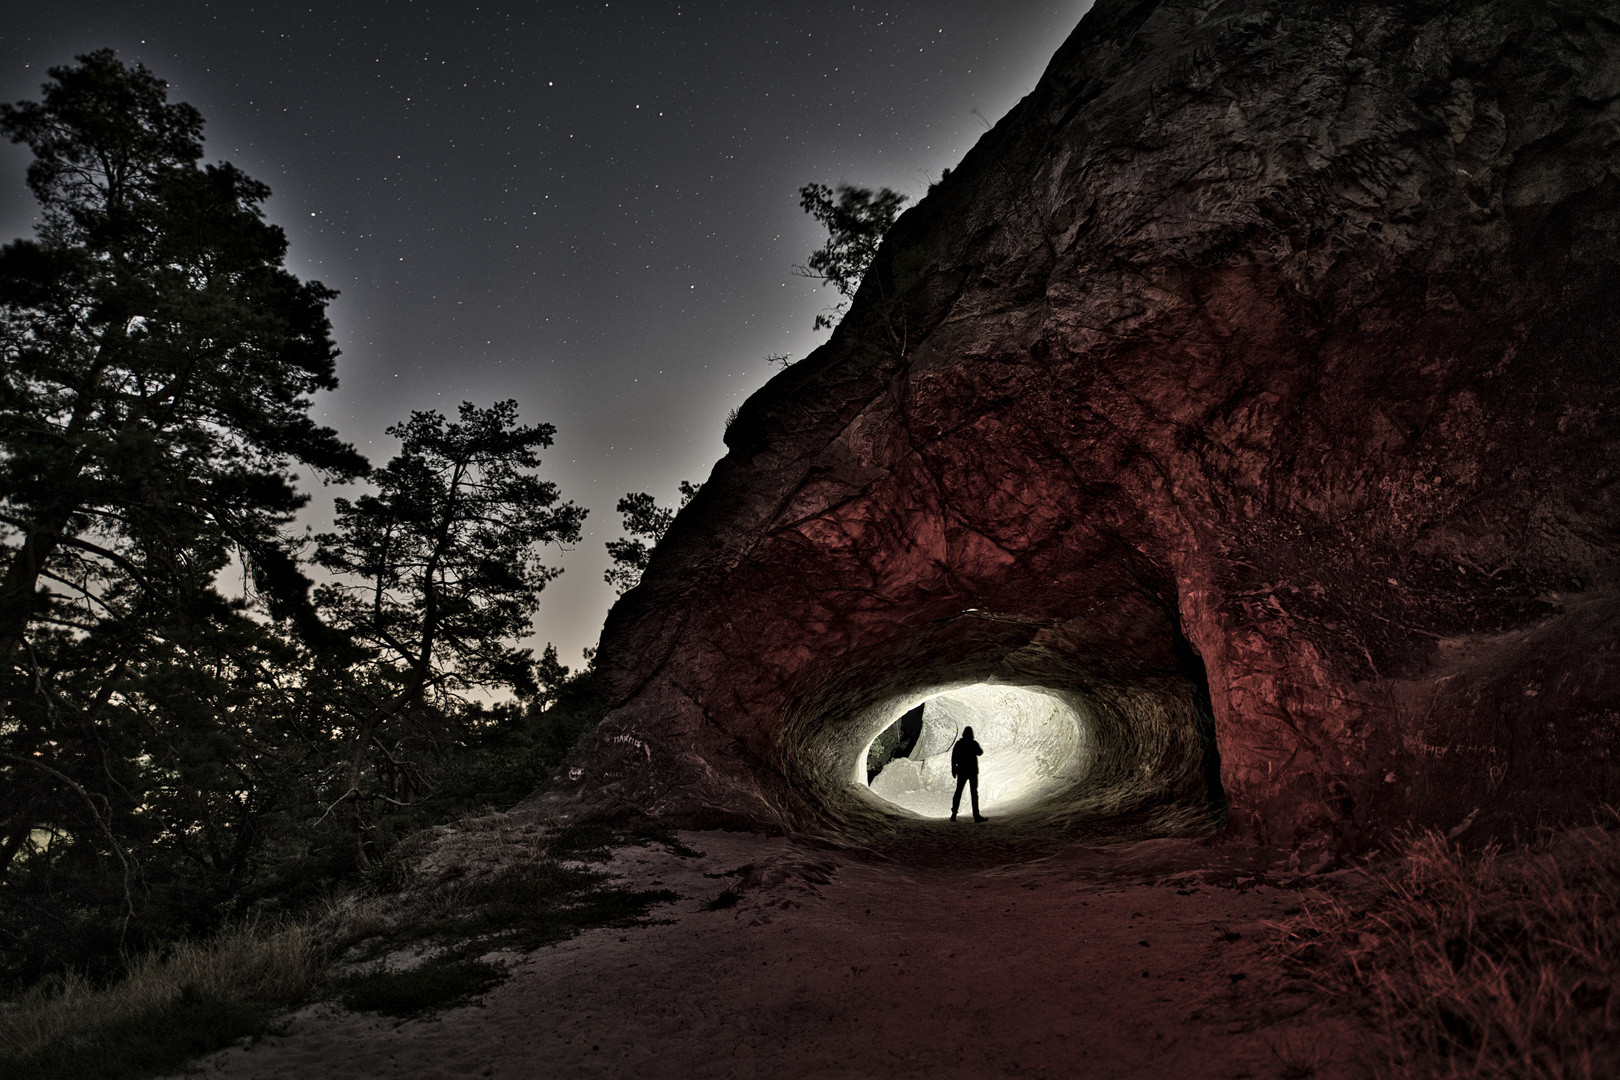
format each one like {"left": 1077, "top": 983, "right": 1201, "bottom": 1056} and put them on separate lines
{"left": 190, "top": 830, "right": 1380, "bottom": 1080}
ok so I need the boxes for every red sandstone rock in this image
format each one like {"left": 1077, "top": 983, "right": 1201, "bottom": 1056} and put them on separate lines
{"left": 527, "top": 0, "right": 1620, "bottom": 850}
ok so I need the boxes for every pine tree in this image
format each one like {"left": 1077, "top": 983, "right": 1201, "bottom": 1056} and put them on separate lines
{"left": 604, "top": 480, "right": 700, "bottom": 595}
{"left": 313, "top": 400, "right": 585, "bottom": 862}
{"left": 793, "top": 182, "right": 908, "bottom": 330}
{"left": 0, "top": 50, "right": 365, "bottom": 974}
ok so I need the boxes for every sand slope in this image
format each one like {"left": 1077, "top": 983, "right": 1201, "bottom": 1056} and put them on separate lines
{"left": 187, "top": 831, "right": 1375, "bottom": 1080}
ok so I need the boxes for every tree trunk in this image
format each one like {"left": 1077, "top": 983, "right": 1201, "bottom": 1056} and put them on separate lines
{"left": 341, "top": 677, "right": 423, "bottom": 867}
{"left": 0, "top": 346, "right": 117, "bottom": 666}
{"left": 0, "top": 799, "right": 38, "bottom": 885}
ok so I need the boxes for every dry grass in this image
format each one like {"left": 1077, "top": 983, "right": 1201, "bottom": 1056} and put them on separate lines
{"left": 1272, "top": 812, "right": 1620, "bottom": 1079}
{"left": 315, "top": 892, "right": 400, "bottom": 943}
{"left": 452, "top": 809, "right": 511, "bottom": 833}
{"left": 0, "top": 921, "right": 320, "bottom": 1062}
{"left": 0, "top": 822, "right": 686, "bottom": 1075}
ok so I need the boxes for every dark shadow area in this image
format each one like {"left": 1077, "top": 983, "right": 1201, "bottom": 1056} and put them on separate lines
{"left": 1126, "top": 573, "right": 1229, "bottom": 829}
{"left": 865, "top": 703, "right": 925, "bottom": 783}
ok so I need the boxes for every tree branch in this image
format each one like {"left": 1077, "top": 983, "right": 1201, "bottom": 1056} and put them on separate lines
{"left": 1, "top": 752, "right": 139, "bottom": 940}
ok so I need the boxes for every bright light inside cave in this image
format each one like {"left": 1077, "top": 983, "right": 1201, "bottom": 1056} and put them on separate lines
{"left": 858, "top": 685, "right": 1093, "bottom": 819}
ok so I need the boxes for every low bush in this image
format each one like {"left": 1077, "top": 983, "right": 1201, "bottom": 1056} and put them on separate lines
{"left": 2, "top": 987, "right": 277, "bottom": 1080}
{"left": 1273, "top": 812, "right": 1620, "bottom": 1079}
{"left": 312, "top": 828, "right": 681, "bottom": 1022}
{"left": 423, "top": 858, "right": 676, "bottom": 955}
{"left": 1, "top": 818, "right": 686, "bottom": 1077}
{"left": 0, "top": 923, "right": 319, "bottom": 1080}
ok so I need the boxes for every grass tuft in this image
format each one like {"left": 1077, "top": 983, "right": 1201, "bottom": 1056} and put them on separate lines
{"left": 704, "top": 889, "right": 740, "bottom": 911}
{"left": 360, "top": 853, "right": 413, "bottom": 895}
{"left": 1272, "top": 810, "right": 1620, "bottom": 1079}
{"left": 0, "top": 923, "right": 319, "bottom": 1080}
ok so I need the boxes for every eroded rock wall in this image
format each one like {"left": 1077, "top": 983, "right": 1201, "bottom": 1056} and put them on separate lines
{"left": 529, "top": 0, "right": 1620, "bottom": 850}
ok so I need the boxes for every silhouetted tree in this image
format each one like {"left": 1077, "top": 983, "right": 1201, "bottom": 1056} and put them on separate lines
{"left": 0, "top": 50, "right": 366, "bottom": 971}
{"left": 0, "top": 52, "right": 599, "bottom": 992}
{"left": 533, "top": 642, "right": 572, "bottom": 709}
{"left": 313, "top": 400, "right": 585, "bottom": 861}
{"left": 793, "top": 182, "right": 908, "bottom": 330}
{"left": 605, "top": 481, "right": 700, "bottom": 595}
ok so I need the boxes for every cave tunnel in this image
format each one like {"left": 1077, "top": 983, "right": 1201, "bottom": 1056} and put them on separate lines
{"left": 771, "top": 609, "right": 1229, "bottom": 845}
{"left": 862, "top": 686, "right": 1093, "bottom": 818}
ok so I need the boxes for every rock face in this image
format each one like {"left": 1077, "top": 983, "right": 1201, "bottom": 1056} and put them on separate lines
{"left": 530, "top": 0, "right": 1620, "bottom": 851}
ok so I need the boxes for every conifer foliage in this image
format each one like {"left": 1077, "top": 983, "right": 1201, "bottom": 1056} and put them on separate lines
{"left": 0, "top": 53, "right": 591, "bottom": 986}
{"left": 314, "top": 401, "right": 585, "bottom": 862}
{"left": 604, "top": 480, "right": 699, "bottom": 595}
{"left": 0, "top": 49, "right": 367, "bottom": 978}
{"left": 793, "top": 182, "right": 908, "bottom": 330}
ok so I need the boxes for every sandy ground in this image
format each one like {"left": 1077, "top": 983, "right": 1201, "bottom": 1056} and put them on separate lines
{"left": 187, "top": 830, "right": 1380, "bottom": 1080}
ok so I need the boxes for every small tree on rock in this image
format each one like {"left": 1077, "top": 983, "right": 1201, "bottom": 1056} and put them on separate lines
{"left": 793, "top": 182, "right": 908, "bottom": 330}
{"left": 605, "top": 481, "right": 700, "bottom": 595}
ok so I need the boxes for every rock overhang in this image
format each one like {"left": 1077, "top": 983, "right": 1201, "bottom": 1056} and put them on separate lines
{"left": 526, "top": 0, "right": 1620, "bottom": 853}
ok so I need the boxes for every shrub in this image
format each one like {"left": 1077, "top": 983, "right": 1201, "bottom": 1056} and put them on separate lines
{"left": 337, "top": 957, "right": 504, "bottom": 1018}
{"left": 1273, "top": 812, "right": 1620, "bottom": 1079}
{"left": 0, "top": 923, "right": 319, "bottom": 1079}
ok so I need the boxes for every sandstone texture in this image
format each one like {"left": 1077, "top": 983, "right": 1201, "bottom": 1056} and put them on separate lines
{"left": 532, "top": 0, "right": 1620, "bottom": 850}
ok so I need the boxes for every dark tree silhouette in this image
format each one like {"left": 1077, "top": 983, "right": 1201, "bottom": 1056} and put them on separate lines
{"left": 793, "top": 182, "right": 908, "bottom": 330}
{"left": 0, "top": 50, "right": 365, "bottom": 963}
{"left": 314, "top": 400, "right": 585, "bottom": 860}
{"left": 0, "top": 50, "right": 365, "bottom": 656}
{"left": 605, "top": 480, "right": 700, "bottom": 595}
{"left": 0, "top": 51, "right": 595, "bottom": 990}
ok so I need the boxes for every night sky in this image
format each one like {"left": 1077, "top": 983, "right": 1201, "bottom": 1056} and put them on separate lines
{"left": 1, "top": 1, "right": 1094, "bottom": 668}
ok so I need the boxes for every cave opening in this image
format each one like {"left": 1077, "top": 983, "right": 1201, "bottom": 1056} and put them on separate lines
{"left": 776, "top": 612, "right": 1223, "bottom": 846}
{"left": 860, "top": 685, "right": 1094, "bottom": 818}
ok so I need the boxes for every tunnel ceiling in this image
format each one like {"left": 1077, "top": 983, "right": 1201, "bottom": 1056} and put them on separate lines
{"left": 524, "top": 0, "right": 1620, "bottom": 851}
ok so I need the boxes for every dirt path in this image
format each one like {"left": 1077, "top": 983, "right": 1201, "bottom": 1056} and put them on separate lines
{"left": 191, "top": 831, "right": 1378, "bottom": 1080}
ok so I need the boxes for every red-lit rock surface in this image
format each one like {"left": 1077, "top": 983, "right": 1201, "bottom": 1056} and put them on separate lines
{"left": 531, "top": 0, "right": 1620, "bottom": 849}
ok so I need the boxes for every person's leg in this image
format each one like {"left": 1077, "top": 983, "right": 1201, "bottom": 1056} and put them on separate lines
{"left": 952, "top": 774, "right": 968, "bottom": 819}
{"left": 970, "top": 774, "right": 982, "bottom": 820}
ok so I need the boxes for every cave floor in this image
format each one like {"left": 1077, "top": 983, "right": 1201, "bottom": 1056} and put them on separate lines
{"left": 191, "top": 829, "right": 1379, "bottom": 1080}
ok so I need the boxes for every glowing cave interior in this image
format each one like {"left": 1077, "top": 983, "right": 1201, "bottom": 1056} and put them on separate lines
{"left": 859, "top": 685, "right": 1095, "bottom": 818}
{"left": 775, "top": 626, "right": 1222, "bottom": 843}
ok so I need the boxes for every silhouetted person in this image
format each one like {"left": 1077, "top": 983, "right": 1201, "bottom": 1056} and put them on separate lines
{"left": 950, "top": 726, "right": 986, "bottom": 822}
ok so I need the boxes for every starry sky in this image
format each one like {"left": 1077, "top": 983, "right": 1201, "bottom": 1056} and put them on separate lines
{"left": 1, "top": 0, "right": 1094, "bottom": 670}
